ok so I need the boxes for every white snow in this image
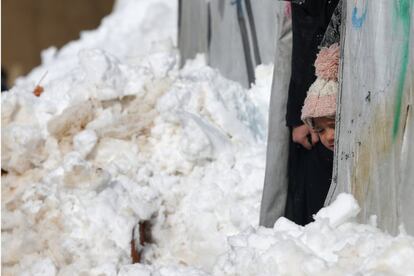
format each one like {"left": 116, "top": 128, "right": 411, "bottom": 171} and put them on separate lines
{"left": 214, "top": 195, "right": 414, "bottom": 275}
{"left": 2, "top": 0, "right": 414, "bottom": 275}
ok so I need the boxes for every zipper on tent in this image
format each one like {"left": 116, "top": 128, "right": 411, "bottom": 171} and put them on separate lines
{"left": 244, "top": 0, "right": 262, "bottom": 66}
{"left": 232, "top": 0, "right": 255, "bottom": 87}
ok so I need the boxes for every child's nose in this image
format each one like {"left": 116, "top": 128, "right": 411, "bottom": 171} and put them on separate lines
{"left": 327, "top": 129, "right": 335, "bottom": 143}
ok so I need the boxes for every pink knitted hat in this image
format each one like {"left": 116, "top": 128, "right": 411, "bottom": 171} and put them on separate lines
{"left": 301, "top": 43, "right": 340, "bottom": 128}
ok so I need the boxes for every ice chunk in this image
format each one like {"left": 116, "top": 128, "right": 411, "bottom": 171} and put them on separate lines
{"left": 314, "top": 193, "right": 360, "bottom": 227}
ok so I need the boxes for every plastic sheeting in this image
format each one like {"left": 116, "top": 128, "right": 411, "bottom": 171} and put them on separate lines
{"left": 178, "top": 0, "right": 209, "bottom": 66}
{"left": 327, "top": 0, "right": 414, "bottom": 235}
{"left": 178, "top": 0, "right": 279, "bottom": 88}
{"left": 246, "top": 1, "right": 279, "bottom": 64}
{"left": 208, "top": 0, "right": 251, "bottom": 87}
{"left": 259, "top": 3, "right": 292, "bottom": 228}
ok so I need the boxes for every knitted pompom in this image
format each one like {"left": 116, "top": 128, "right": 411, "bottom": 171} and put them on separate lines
{"left": 314, "top": 43, "right": 340, "bottom": 80}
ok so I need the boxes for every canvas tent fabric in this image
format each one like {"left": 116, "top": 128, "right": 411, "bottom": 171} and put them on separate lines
{"left": 326, "top": 0, "right": 414, "bottom": 235}
{"left": 259, "top": 5, "right": 292, "bottom": 228}
{"left": 237, "top": 0, "right": 279, "bottom": 65}
{"left": 178, "top": 0, "right": 209, "bottom": 67}
{"left": 208, "top": 0, "right": 253, "bottom": 88}
{"left": 178, "top": 0, "right": 279, "bottom": 88}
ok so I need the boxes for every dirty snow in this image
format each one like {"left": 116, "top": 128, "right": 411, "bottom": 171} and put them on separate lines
{"left": 2, "top": 0, "right": 414, "bottom": 275}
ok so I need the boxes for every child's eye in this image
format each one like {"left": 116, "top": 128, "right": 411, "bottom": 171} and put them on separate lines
{"left": 315, "top": 128, "right": 324, "bottom": 134}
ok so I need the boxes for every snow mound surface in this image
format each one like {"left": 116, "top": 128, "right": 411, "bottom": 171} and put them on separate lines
{"left": 2, "top": 0, "right": 414, "bottom": 275}
{"left": 215, "top": 194, "right": 414, "bottom": 275}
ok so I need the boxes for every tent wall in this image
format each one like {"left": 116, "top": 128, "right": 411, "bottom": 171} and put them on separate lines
{"left": 208, "top": 0, "right": 251, "bottom": 88}
{"left": 327, "top": 0, "right": 414, "bottom": 234}
{"left": 259, "top": 5, "right": 292, "bottom": 227}
{"left": 178, "top": 0, "right": 209, "bottom": 66}
{"left": 249, "top": 1, "right": 278, "bottom": 64}
{"left": 178, "top": 0, "right": 279, "bottom": 88}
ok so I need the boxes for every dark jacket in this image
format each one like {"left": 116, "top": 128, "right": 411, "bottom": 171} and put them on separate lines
{"left": 284, "top": 0, "right": 340, "bottom": 226}
{"left": 286, "top": 0, "right": 339, "bottom": 127}
{"left": 285, "top": 141, "right": 333, "bottom": 224}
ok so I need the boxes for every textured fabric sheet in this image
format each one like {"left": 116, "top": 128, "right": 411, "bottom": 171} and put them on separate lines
{"left": 178, "top": 0, "right": 209, "bottom": 66}
{"left": 179, "top": 0, "right": 279, "bottom": 88}
{"left": 327, "top": 0, "right": 414, "bottom": 235}
{"left": 259, "top": 3, "right": 292, "bottom": 227}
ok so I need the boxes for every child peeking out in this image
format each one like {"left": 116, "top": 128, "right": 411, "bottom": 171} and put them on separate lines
{"left": 301, "top": 43, "right": 340, "bottom": 152}
{"left": 287, "top": 43, "right": 340, "bottom": 224}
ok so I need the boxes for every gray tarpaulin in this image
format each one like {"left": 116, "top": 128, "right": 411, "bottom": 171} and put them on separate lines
{"left": 178, "top": 0, "right": 209, "bottom": 66}
{"left": 178, "top": 0, "right": 279, "bottom": 88}
{"left": 327, "top": 0, "right": 414, "bottom": 235}
{"left": 248, "top": 1, "right": 278, "bottom": 64}
{"left": 259, "top": 3, "right": 292, "bottom": 228}
{"left": 208, "top": 0, "right": 251, "bottom": 88}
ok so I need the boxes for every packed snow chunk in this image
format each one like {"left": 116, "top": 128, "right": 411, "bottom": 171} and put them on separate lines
{"left": 157, "top": 64, "right": 268, "bottom": 146}
{"left": 314, "top": 193, "right": 360, "bottom": 227}
{"left": 92, "top": 137, "right": 140, "bottom": 175}
{"left": 73, "top": 129, "right": 98, "bottom": 158}
{"left": 359, "top": 235, "right": 414, "bottom": 274}
{"left": 47, "top": 100, "right": 96, "bottom": 141}
{"left": 62, "top": 151, "right": 110, "bottom": 190}
{"left": 215, "top": 193, "right": 414, "bottom": 275}
{"left": 178, "top": 111, "right": 232, "bottom": 163}
{"left": 78, "top": 49, "right": 128, "bottom": 101}
{"left": 273, "top": 216, "right": 303, "bottom": 233}
{"left": 1, "top": 124, "right": 46, "bottom": 174}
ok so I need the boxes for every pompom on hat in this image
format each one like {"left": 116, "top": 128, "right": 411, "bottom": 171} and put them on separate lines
{"left": 315, "top": 43, "right": 340, "bottom": 81}
{"left": 301, "top": 43, "right": 340, "bottom": 128}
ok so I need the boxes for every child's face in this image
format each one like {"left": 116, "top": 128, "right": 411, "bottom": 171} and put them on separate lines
{"left": 313, "top": 117, "right": 335, "bottom": 151}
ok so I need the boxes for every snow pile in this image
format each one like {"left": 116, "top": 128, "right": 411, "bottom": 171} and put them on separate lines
{"left": 2, "top": 0, "right": 271, "bottom": 273}
{"left": 2, "top": 0, "right": 414, "bottom": 275}
{"left": 214, "top": 194, "right": 414, "bottom": 275}
{"left": 2, "top": 51, "right": 271, "bottom": 273}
